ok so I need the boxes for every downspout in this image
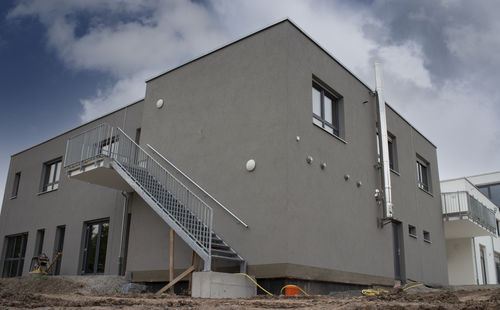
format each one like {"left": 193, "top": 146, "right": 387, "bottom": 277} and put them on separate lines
{"left": 473, "top": 237, "right": 479, "bottom": 284}
{"left": 375, "top": 62, "right": 393, "bottom": 219}
{"left": 119, "top": 191, "right": 131, "bottom": 276}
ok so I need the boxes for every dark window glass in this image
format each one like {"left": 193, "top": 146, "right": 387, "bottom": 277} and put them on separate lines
{"left": 34, "top": 229, "right": 45, "bottom": 256}
{"left": 11, "top": 172, "right": 21, "bottom": 198}
{"left": 312, "top": 82, "right": 340, "bottom": 136}
{"left": 423, "top": 231, "right": 431, "bottom": 243}
{"left": 53, "top": 225, "right": 65, "bottom": 275}
{"left": 409, "top": 225, "right": 417, "bottom": 237}
{"left": 2, "top": 233, "right": 28, "bottom": 278}
{"left": 478, "top": 186, "right": 490, "bottom": 198}
{"left": 489, "top": 184, "right": 500, "bottom": 208}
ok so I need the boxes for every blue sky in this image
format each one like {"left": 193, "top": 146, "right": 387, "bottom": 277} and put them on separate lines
{"left": 1, "top": 0, "right": 500, "bottom": 209}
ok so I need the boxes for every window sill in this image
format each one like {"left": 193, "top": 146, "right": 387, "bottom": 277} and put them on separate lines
{"left": 390, "top": 169, "right": 400, "bottom": 176}
{"left": 424, "top": 239, "right": 432, "bottom": 244}
{"left": 313, "top": 123, "right": 347, "bottom": 144}
{"left": 409, "top": 234, "right": 417, "bottom": 239}
{"left": 37, "top": 188, "right": 58, "bottom": 196}
{"left": 9, "top": 196, "right": 17, "bottom": 200}
{"left": 418, "top": 186, "right": 433, "bottom": 197}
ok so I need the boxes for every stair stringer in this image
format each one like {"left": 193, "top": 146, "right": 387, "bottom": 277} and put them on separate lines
{"left": 110, "top": 160, "right": 212, "bottom": 271}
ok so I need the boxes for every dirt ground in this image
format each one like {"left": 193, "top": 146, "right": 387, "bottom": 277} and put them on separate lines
{"left": 2, "top": 277, "right": 500, "bottom": 309}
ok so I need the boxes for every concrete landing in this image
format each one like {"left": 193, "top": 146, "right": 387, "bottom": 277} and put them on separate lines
{"left": 191, "top": 272, "right": 256, "bottom": 298}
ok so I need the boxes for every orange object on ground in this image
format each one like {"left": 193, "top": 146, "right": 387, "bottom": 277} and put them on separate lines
{"left": 284, "top": 285, "right": 300, "bottom": 296}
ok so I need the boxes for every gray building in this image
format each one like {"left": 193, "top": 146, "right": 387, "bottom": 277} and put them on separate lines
{"left": 0, "top": 20, "right": 448, "bottom": 293}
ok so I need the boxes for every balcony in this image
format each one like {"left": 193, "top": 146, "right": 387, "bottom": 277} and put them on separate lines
{"left": 442, "top": 191, "right": 497, "bottom": 238}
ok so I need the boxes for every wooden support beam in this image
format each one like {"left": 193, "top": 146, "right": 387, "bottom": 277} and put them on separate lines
{"left": 156, "top": 265, "right": 195, "bottom": 296}
{"left": 169, "top": 228, "right": 175, "bottom": 294}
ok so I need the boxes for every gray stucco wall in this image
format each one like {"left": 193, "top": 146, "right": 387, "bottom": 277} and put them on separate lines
{"left": 136, "top": 20, "right": 448, "bottom": 285}
{"left": 0, "top": 101, "right": 143, "bottom": 276}
{"left": 0, "top": 20, "right": 447, "bottom": 286}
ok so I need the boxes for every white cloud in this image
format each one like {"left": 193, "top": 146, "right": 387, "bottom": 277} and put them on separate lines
{"left": 7, "top": 0, "right": 500, "bottom": 179}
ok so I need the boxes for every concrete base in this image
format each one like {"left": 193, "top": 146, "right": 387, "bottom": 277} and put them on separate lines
{"left": 191, "top": 272, "right": 256, "bottom": 298}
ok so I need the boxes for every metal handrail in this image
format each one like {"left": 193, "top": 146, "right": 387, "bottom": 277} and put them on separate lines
{"left": 147, "top": 143, "right": 249, "bottom": 228}
{"left": 442, "top": 191, "right": 497, "bottom": 234}
{"left": 64, "top": 123, "right": 214, "bottom": 261}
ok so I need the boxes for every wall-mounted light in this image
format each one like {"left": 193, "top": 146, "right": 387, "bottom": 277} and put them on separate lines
{"left": 296, "top": 136, "right": 300, "bottom": 142}
{"left": 357, "top": 181, "right": 363, "bottom": 187}
{"left": 344, "top": 174, "right": 350, "bottom": 181}
{"left": 156, "top": 99, "right": 164, "bottom": 109}
{"left": 320, "top": 162, "right": 327, "bottom": 170}
{"left": 246, "top": 159, "right": 256, "bottom": 172}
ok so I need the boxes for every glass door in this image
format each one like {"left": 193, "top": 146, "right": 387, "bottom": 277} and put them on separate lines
{"left": 82, "top": 220, "right": 109, "bottom": 274}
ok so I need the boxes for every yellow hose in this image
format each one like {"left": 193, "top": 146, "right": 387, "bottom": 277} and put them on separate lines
{"left": 235, "top": 273, "right": 310, "bottom": 296}
{"left": 235, "top": 273, "right": 274, "bottom": 296}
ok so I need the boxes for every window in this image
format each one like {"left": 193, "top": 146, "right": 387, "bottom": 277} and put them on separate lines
{"left": 53, "top": 225, "right": 65, "bottom": 275}
{"left": 423, "top": 230, "right": 431, "bottom": 243}
{"left": 11, "top": 172, "right": 21, "bottom": 198}
{"left": 497, "top": 220, "right": 500, "bottom": 237}
{"left": 388, "top": 135, "right": 398, "bottom": 171}
{"left": 478, "top": 183, "right": 500, "bottom": 208}
{"left": 312, "top": 81, "right": 340, "bottom": 136}
{"left": 416, "top": 156, "right": 431, "bottom": 192}
{"left": 82, "top": 220, "right": 109, "bottom": 274}
{"left": 2, "top": 233, "right": 28, "bottom": 278}
{"left": 34, "top": 229, "right": 45, "bottom": 256}
{"left": 376, "top": 132, "right": 398, "bottom": 172}
{"left": 41, "top": 158, "right": 62, "bottom": 192}
{"left": 408, "top": 225, "right": 417, "bottom": 238}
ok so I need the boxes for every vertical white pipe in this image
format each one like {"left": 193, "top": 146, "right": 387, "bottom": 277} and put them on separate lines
{"left": 375, "top": 62, "right": 393, "bottom": 218}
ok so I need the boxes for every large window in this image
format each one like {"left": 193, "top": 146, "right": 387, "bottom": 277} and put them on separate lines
{"left": 312, "top": 81, "right": 340, "bottom": 136}
{"left": 2, "top": 233, "right": 28, "bottom": 278}
{"left": 478, "top": 183, "right": 500, "bottom": 208}
{"left": 416, "top": 156, "right": 431, "bottom": 192}
{"left": 41, "top": 158, "right": 62, "bottom": 192}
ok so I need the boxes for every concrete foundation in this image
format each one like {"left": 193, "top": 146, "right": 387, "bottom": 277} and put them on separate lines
{"left": 191, "top": 272, "right": 256, "bottom": 298}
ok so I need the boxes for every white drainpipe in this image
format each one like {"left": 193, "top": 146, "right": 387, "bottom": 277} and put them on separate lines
{"left": 375, "top": 62, "right": 393, "bottom": 219}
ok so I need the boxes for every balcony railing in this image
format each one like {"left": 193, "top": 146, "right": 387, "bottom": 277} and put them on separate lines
{"left": 442, "top": 191, "right": 497, "bottom": 235}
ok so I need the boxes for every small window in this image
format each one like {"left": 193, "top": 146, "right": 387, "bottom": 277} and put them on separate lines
{"left": 41, "top": 158, "right": 62, "bottom": 192}
{"left": 423, "top": 230, "right": 431, "bottom": 243}
{"left": 376, "top": 132, "right": 398, "bottom": 172}
{"left": 34, "top": 229, "right": 45, "bottom": 256}
{"left": 312, "top": 81, "right": 340, "bottom": 136}
{"left": 409, "top": 225, "right": 417, "bottom": 238}
{"left": 416, "top": 156, "right": 431, "bottom": 192}
{"left": 11, "top": 172, "right": 21, "bottom": 198}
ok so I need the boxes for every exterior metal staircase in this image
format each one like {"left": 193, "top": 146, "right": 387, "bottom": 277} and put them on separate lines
{"left": 64, "top": 124, "right": 245, "bottom": 272}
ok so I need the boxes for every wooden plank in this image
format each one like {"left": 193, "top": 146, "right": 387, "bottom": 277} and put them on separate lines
{"left": 169, "top": 228, "right": 175, "bottom": 294}
{"left": 156, "top": 265, "right": 195, "bottom": 295}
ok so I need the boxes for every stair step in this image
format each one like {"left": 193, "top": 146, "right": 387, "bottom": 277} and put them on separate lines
{"left": 211, "top": 248, "right": 237, "bottom": 256}
{"left": 211, "top": 255, "right": 243, "bottom": 262}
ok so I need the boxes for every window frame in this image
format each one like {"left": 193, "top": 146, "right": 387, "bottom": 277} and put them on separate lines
{"left": 312, "top": 81, "right": 341, "bottom": 137}
{"left": 376, "top": 131, "right": 399, "bottom": 173}
{"left": 408, "top": 225, "right": 417, "bottom": 238}
{"left": 2, "top": 233, "right": 28, "bottom": 278}
{"left": 10, "top": 172, "right": 21, "bottom": 199}
{"left": 40, "top": 158, "right": 62, "bottom": 193}
{"left": 423, "top": 230, "right": 431, "bottom": 243}
{"left": 416, "top": 156, "right": 431, "bottom": 193}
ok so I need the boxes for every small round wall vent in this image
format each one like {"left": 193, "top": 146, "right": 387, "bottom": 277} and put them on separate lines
{"left": 246, "top": 159, "right": 256, "bottom": 172}
{"left": 156, "top": 99, "right": 164, "bottom": 109}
